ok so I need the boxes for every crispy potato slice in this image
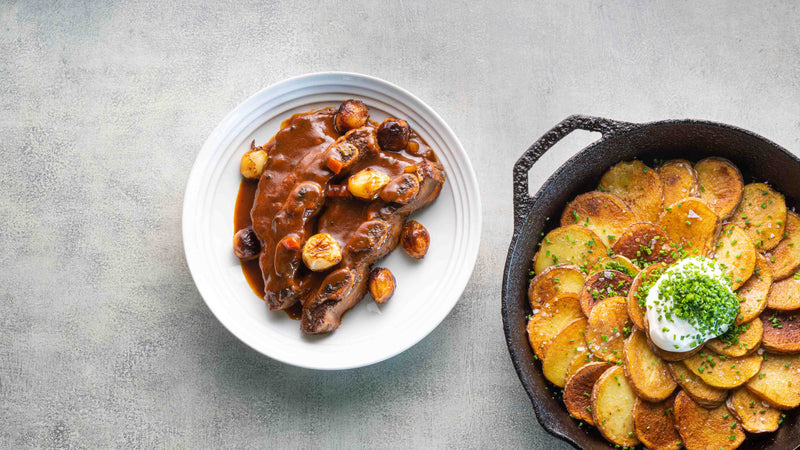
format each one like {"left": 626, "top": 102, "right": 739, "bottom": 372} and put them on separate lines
{"left": 564, "top": 350, "right": 593, "bottom": 382}
{"left": 732, "top": 183, "right": 787, "bottom": 251}
{"left": 683, "top": 349, "right": 761, "bottom": 389}
{"left": 627, "top": 264, "right": 665, "bottom": 330}
{"left": 598, "top": 160, "right": 663, "bottom": 223}
{"left": 633, "top": 395, "right": 681, "bottom": 450}
{"left": 564, "top": 361, "right": 612, "bottom": 425}
{"left": 760, "top": 309, "right": 800, "bottom": 354}
{"left": 706, "top": 319, "right": 763, "bottom": 357}
{"left": 534, "top": 225, "right": 607, "bottom": 275}
{"left": 673, "top": 390, "right": 745, "bottom": 450}
{"left": 713, "top": 224, "right": 756, "bottom": 290}
{"left": 528, "top": 264, "right": 585, "bottom": 312}
{"left": 736, "top": 253, "right": 772, "bottom": 324}
{"left": 667, "top": 361, "right": 728, "bottom": 407}
{"left": 595, "top": 255, "right": 639, "bottom": 277}
{"left": 543, "top": 319, "right": 589, "bottom": 387}
{"left": 623, "top": 329, "right": 676, "bottom": 402}
{"left": 727, "top": 387, "right": 781, "bottom": 433}
{"left": 660, "top": 198, "right": 721, "bottom": 257}
{"left": 579, "top": 270, "right": 632, "bottom": 317}
{"left": 658, "top": 159, "right": 699, "bottom": 209}
{"left": 591, "top": 365, "right": 640, "bottom": 447}
{"left": 766, "top": 211, "right": 800, "bottom": 280}
{"left": 766, "top": 275, "right": 800, "bottom": 311}
{"left": 627, "top": 300, "right": 646, "bottom": 332}
{"left": 649, "top": 339, "right": 703, "bottom": 362}
{"left": 587, "top": 297, "right": 632, "bottom": 363}
{"left": 695, "top": 157, "right": 744, "bottom": 219}
{"left": 746, "top": 353, "right": 800, "bottom": 409}
{"left": 560, "top": 192, "right": 637, "bottom": 248}
{"left": 526, "top": 293, "right": 583, "bottom": 360}
{"left": 611, "top": 222, "right": 676, "bottom": 267}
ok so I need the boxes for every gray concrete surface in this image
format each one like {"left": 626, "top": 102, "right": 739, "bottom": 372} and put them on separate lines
{"left": 1, "top": 0, "right": 799, "bottom": 448}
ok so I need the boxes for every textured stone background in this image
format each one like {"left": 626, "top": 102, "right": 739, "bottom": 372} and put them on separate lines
{"left": 1, "top": 1, "right": 799, "bottom": 448}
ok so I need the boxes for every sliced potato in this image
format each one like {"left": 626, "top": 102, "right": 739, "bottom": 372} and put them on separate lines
{"left": 746, "top": 352, "right": 800, "bottom": 409}
{"left": 564, "top": 361, "right": 612, "bottom": 425}
{"left": 611, "top": 222, "right": 676, "bottom": 267}
{"left": 591, "top": 365, "right": 640, "bottom": 447}
{"left": 526, "top": 293, "right": 584, "bottom": 360}
{"left": 622, "top": 328, "right": 676, "bottom": 402}
{"left": 760, "top": 309, "right": 800, "bottom": 354}
{"left": 732, "top": 182, "right": 787, "bottom": 251}
{"left": 595, "top": 255, "right": 639, "bottom": 277}
{"left": 766, "top": 211, "right": 800, "bottom": 280}
{"left": 683, "top": 349, "right": 761, "bottom": 389}
{"left": 713, "top": 224, "right": 756, "bottom": 290}
{"left": 542, "top": 319, "right": 589, "bottom": 387}
{"left": 579, "top": 270, "right": 632, "bottom": 317}
{"left": 766, "top": 275, "right": 800, "bottom": 311}
{"left": 736, "top": 253, "right": 772, "bottom": 324}
{"left": 695, "top": 156, "right": 744, "bottom": 219}
{"left": 673, "top": 390, "right": 745, "bottom": 450}
{"left": 598, "top": 160, "right": 663, "bottom": 223}
{"left": 657, "top": 159, "right": 699, "bottom": 209}
{"left": 528, "top": 264, "right": 585, "bottom": 312}
{"left": 586, "top": 297, "right": 632, "bottom": 363}
{"left": 560, "top": 192, "right": 637, "bottom": 248}
{"left": 534, "top": 225, "right": 607, "bottom": 275}
{"left": 627, "top": 264, "right": 665, "bottom": 330}
{"left": 706, "top": 319, "right": 763, "bottom": 357}
{"left": 727, "top": 387, "right": 782, "bottom": 433}
{"left": 564, "top": 350, "right": 593, "bottom": 383}
{"left": 633, "top": 395, "right": 681, "bottom": 450}
{"left": 667, "top": 361, "right": 728, "bottom": 407}
{"left": 659, "top": 198, "right": 721, "bottom": 257}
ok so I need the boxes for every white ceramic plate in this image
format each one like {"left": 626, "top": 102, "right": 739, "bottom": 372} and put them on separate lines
{"left": 183, "top": 72, "right": 481, "bottom": 370}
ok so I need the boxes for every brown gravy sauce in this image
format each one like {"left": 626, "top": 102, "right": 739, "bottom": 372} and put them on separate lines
{"left": 234, "top": 179, "right": 303, "bottom": 319}
{"left": 233, "top": 179, "right": 263, "bottom": 293}
{"left": 234, "top": 107, "right": 434, "bottom": 320}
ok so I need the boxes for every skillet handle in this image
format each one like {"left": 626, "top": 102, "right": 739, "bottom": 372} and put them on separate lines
{"left": 513, "top": 115, "right": 636, "bottom": 232}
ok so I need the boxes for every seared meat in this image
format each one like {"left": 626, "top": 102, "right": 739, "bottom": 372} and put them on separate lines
{"left": 244, "top": 102, "right": 445, "bottom": 334}
{"left": 301, "top": 160, "right": 444, "bottom": 334}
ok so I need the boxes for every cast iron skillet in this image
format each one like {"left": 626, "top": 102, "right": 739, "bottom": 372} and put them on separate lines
{"left": 502, "top": 115, "right": 800, "bottom": 450}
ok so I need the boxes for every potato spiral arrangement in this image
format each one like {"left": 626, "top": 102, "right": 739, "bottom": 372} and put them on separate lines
{"left": 527, "top": 157, "right": 800, "bottom": 449}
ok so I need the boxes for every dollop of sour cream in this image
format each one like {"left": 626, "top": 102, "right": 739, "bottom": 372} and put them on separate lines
{"left": 646, "top": 257, "right": 738, "bottom": 352}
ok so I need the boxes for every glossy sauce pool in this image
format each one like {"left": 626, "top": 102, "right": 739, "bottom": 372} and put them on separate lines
{"left": 234, "top": 179, "right": 304, "bottom": 319}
